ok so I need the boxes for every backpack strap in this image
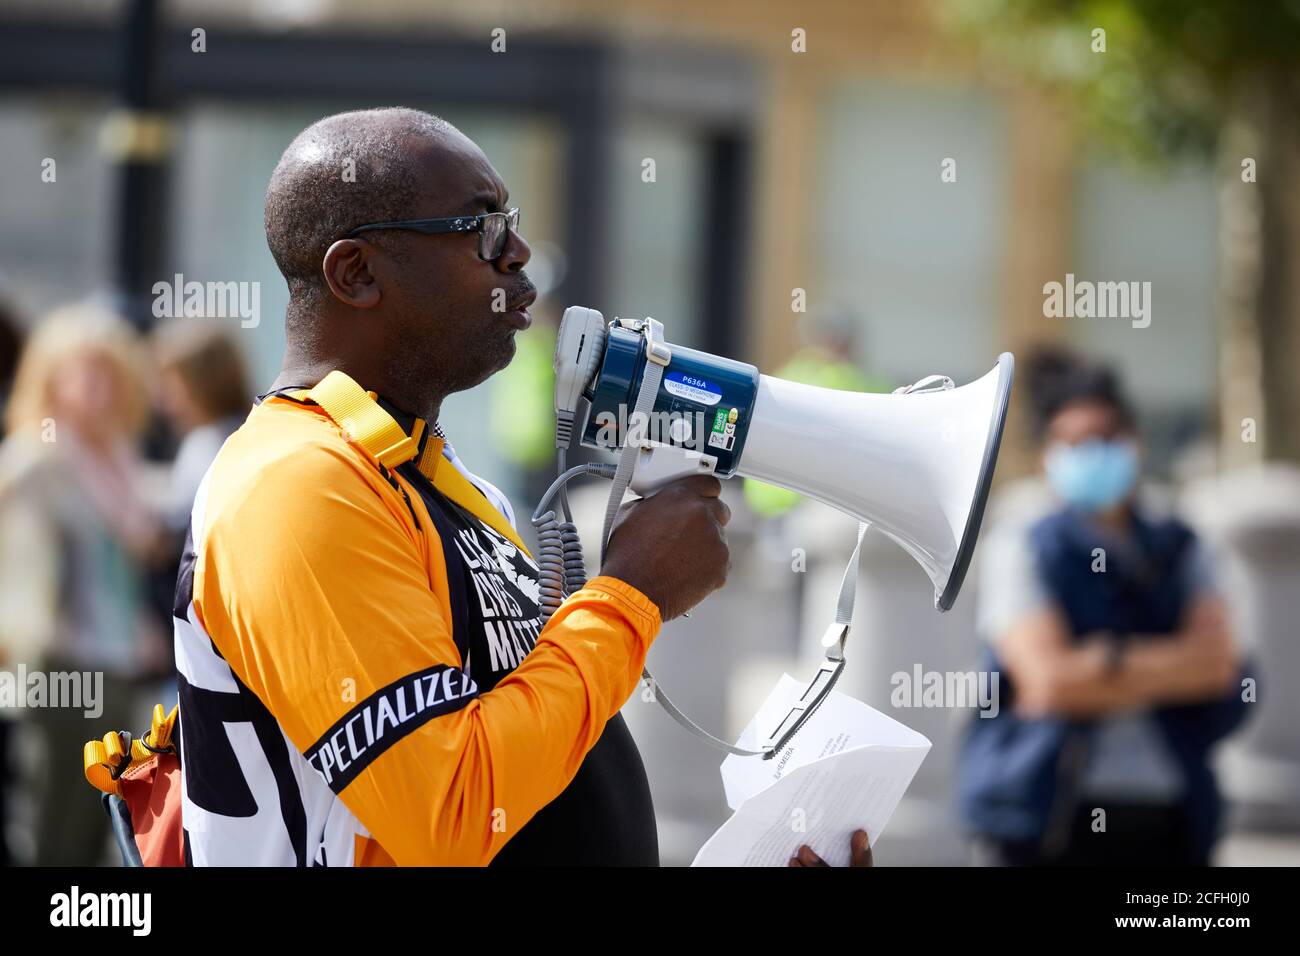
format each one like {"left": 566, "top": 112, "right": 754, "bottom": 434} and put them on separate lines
{"left": 306, "top": 370, "right": 419, "bottom": 470}
{"left": 416, "top": 446, "right": 533, "bottom": 557}
{"left": 300, "top": 370, "right": 533, "bottom": 556}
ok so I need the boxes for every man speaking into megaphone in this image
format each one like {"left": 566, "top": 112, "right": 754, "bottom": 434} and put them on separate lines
{"left": 172, "top": 107, "right": 872, "bottom": 867}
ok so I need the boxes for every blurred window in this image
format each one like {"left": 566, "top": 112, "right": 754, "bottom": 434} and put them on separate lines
{"left": 607, "top": 119, "right": 708, "bottom": 350}
{"left": 814, "top": 82, "right": 1009, "bottom": 383}
{"left": 0, "top": 95, "right": 115, "bottom": 321}
{"left": 1070, "top": 161, "right": 1218, "bottom": 469}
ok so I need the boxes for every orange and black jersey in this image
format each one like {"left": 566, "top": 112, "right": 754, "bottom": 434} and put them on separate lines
{"left": 172, "top": 372, "right": 662, "bottom": 866}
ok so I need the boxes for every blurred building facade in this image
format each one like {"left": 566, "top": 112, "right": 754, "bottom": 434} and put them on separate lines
{"left": 3, "top": 0, "right": 1277, "bottom": 479}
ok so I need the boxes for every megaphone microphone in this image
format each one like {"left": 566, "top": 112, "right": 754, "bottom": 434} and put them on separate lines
{"left": 534, "top": 306, "right": 1014, "bottom": 756}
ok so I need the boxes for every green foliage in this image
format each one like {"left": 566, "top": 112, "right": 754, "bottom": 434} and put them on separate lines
{"left": 941, "top": 0, "right": 1300, "bottom": 163}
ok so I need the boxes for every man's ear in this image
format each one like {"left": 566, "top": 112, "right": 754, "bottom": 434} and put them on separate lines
{"left": 322, "top": 239, "right": 381, "bottom": 308}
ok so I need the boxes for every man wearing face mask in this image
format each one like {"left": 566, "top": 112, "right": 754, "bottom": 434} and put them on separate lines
{"left": 958, "top": 349, "right": 1249, "bottom": 866}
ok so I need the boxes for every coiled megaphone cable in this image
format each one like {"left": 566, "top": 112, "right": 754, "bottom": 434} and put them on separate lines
{"left": 531, "top": 461, "right": 617, "bottom": 623}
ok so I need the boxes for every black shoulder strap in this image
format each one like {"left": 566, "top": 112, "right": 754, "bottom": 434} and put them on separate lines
{"left": 396, "top": 461, "right": 473, "bottom": 669}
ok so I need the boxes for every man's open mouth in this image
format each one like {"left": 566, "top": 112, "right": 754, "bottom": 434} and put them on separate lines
{"left": 501, "top": 288, "right": 536, "bottom": 330}
{"left": 506, "top": 289, "right": 537, "bottom": 313}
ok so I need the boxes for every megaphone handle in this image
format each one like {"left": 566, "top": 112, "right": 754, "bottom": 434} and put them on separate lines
{"left": 628, "top": 444, "right": 719, "bottom": 497}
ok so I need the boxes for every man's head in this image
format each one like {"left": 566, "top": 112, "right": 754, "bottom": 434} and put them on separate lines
{"left": 265, "top": 107, "right": 535, "bottom": 405}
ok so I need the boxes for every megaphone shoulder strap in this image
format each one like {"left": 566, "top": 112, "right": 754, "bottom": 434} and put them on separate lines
{"left": 832, "top": 522, "right": 870, "bottom": 652}
{"left": 592, "top": 318, "right": 759, "bottom": 754}
{"left": 583, "top": 317, "right": 871, "bottom": 759}
{"left": 635, "top": 519, "right": 870, "bottom": 760}
{"left": 599, "top": 319, "right": 669, "bottom": 567}
{"left": 539, "top": 313, "right": 871, "bottom": 759}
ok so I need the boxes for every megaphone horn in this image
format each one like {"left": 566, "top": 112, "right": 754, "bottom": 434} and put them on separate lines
{"left": 736, "top": 355, "right": 1014, "bottom": 611}
{"left": 548, "top": 306, "right": 1013, "bottom": 612}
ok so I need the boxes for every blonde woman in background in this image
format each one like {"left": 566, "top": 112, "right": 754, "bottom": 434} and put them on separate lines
{"left": 0, "top": 303, "right": 166, "bottom": 865}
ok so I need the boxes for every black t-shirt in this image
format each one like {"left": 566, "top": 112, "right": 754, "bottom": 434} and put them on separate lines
{"left": 395, "top": 455, "right": 659, "bottom": 866}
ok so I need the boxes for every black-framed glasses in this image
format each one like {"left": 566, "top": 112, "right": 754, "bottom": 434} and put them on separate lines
{"left": 345, "top": 207, "right": 521, "bottom": 261}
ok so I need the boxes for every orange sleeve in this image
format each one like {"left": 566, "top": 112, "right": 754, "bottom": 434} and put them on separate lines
{"left": 195, "top": 439, "right": 660, "bottom": 866}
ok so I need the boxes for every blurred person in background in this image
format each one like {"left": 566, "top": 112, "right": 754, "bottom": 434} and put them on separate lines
{"left": 743, "top": 305, "right": 887, "bottom": 520}
{"left": 958, "top": 348, "right": 1249, "bottom": 866}
{"left": 0, "top": 296, "right": 25, "bottom": 866}
{"left": 137, "top": 321, "right": 253, "bottom": 699}
{"left": 0, "top": 303, "right": 166, "bottom": 864}
{"left": 151, "top": 320, "right": 251, "bottom": 543}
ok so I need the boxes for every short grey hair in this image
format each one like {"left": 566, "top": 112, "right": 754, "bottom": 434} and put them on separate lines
{"left": 263, "top": 107, "right": 459, "bottom": 299}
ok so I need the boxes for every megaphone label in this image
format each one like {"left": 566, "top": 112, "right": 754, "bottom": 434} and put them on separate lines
{"left": 664, "top": 371, "right": 723, "bottom": 406}
{"left": 707, "top": 407, "right": 738, "bottom": 450}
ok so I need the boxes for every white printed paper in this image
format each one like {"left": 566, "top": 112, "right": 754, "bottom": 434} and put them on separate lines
{"left": 691, "top": 673, "right": 930, "bottom": 867}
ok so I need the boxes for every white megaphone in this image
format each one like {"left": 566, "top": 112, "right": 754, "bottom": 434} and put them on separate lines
{"left": 546, "top": 306, "right": 1013, "bottom": 613}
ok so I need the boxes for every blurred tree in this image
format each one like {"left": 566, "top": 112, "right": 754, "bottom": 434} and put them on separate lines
{"left": 943, "top": 0, "right": 1300, "bottom": 464}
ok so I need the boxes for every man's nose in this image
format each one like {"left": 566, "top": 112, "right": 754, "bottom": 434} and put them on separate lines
{"left": 495, "top": 228, "right": 531, "bottom": 273}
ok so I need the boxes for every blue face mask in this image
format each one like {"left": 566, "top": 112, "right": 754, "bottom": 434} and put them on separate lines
{"left": 1044, "top": 439, "right": 1139, "bottom": 512}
